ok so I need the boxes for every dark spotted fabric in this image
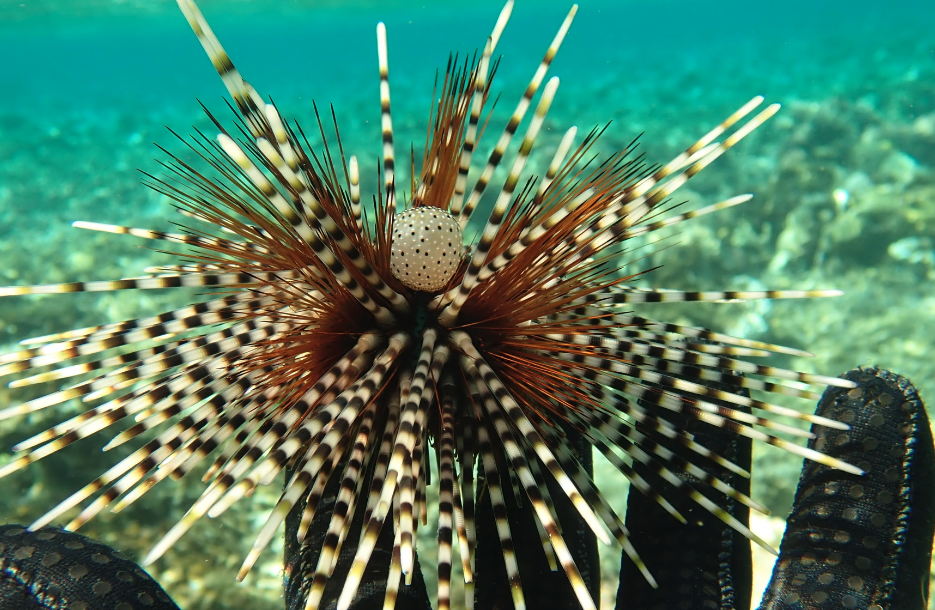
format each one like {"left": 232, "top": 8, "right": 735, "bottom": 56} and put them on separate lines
{"left": 0, "top": 525, "right": 179, "bottom": 610}
{"left": 759, "top": 367, "right": 935, "bottom": 610}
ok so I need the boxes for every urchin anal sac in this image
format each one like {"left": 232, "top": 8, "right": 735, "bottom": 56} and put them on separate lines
{"left": 390, "top": 206, "right": 463, "bottom": 292}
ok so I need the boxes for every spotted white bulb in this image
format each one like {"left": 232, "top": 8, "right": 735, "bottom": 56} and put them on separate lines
{"left": 390, "top": 206, "right": 463, "bottom": 292}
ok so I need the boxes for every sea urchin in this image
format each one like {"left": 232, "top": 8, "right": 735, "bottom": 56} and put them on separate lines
{"left": 0, "top": 1, "right": 862, "bottom": 609}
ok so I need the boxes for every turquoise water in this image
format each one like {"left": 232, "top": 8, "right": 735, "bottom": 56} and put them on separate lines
{"left": 1, "top": 0, "right": 934, "bottom": 608}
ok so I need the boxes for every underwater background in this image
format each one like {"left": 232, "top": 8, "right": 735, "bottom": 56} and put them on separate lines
{"left": 1, "top": 0, "right": 933, "bottom": 608}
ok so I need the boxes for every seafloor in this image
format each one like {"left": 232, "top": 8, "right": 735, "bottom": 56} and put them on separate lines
{"left": 0, "top": 0, "right": 933, "bottom": 608}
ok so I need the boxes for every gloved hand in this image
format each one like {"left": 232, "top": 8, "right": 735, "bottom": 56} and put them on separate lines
{"left": 2, "top": 366, "right": 932, "bottom": 610}
{"left": 279, "top": 365, "right": 934, "bottom": 610}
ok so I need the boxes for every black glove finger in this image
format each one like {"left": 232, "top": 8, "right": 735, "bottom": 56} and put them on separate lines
{"left": 0, "top": 524, "right": 179, "bottom": 610}
{"left": 474, "top": 423, "right": 601, "bottom": 609}
{"left": 759, "top": 366, "right": 935, "bottom": 610}
{"left": 616, "top": 385, "right": 754, "bottom": 610}
{"left": 283, "top": 456, "right": 432, "bottom": 610}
